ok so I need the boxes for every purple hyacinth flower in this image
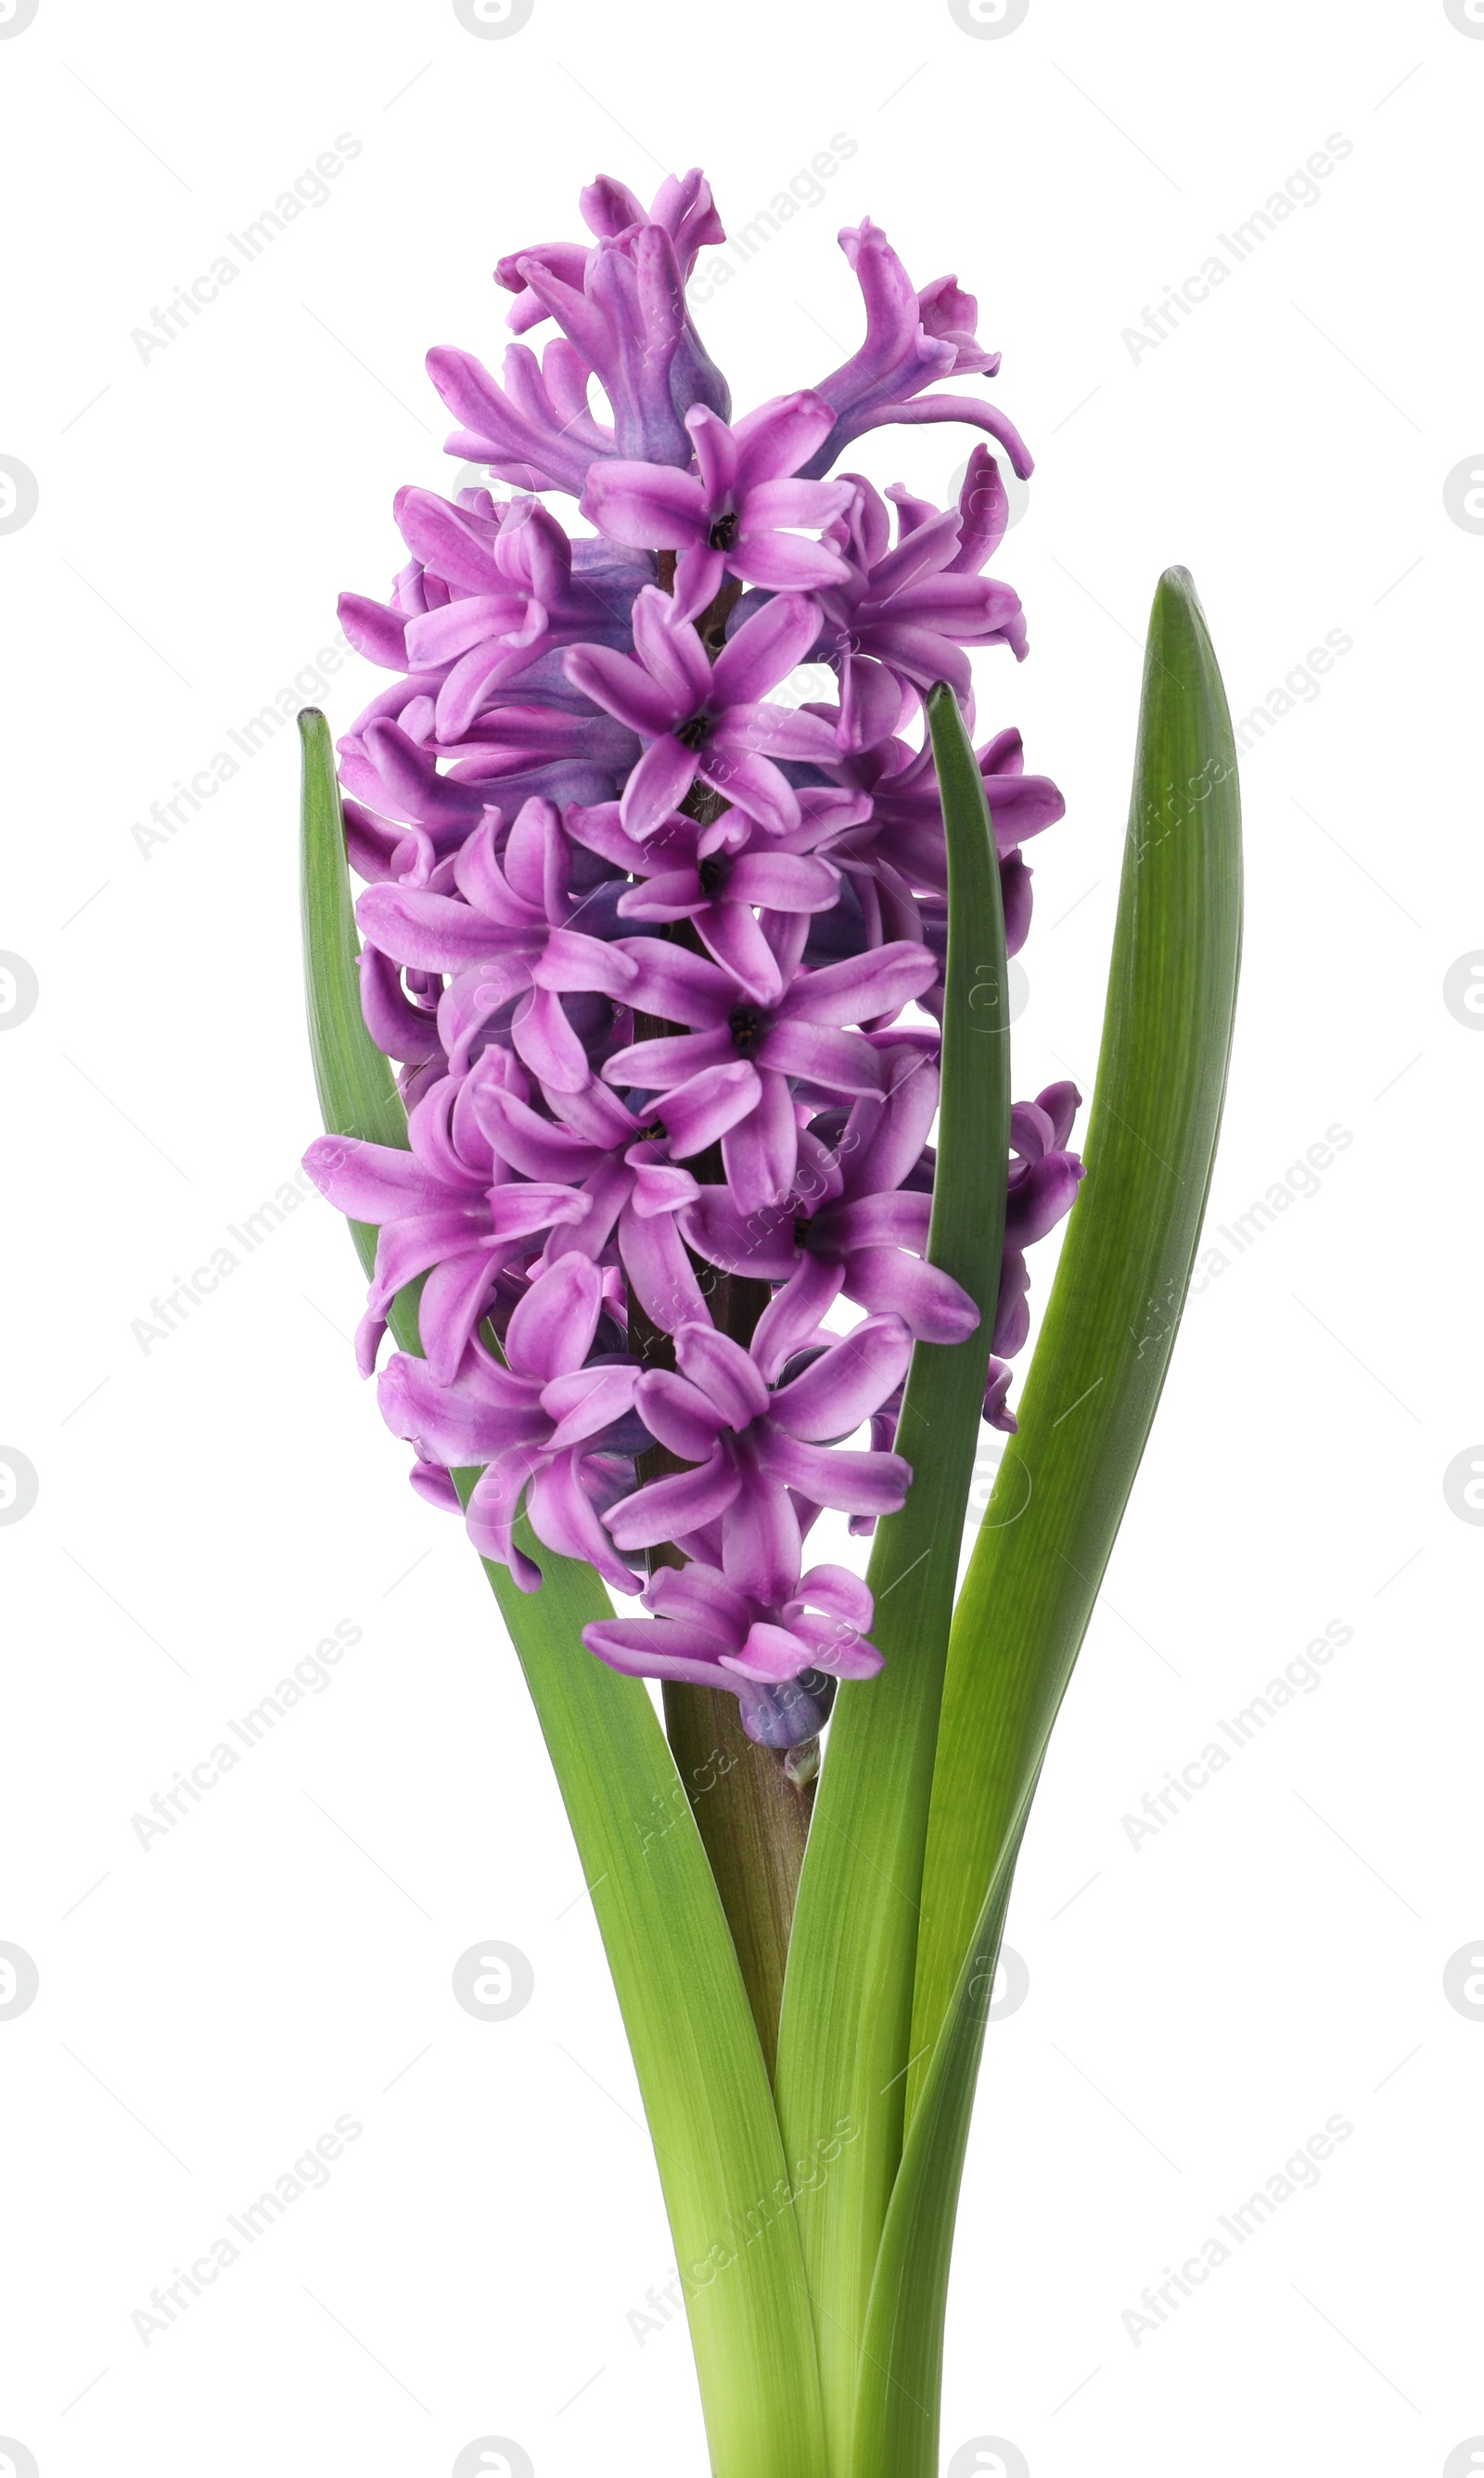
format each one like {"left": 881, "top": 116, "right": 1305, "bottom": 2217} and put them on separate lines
{"left": 682, "top": 1041, "right": 978, "bottom": 1376}
{"left": 303, "top": 1062, "right": 588, "bottom": 1382}
{"left": 355, "top": 795, "right": 637, "bottom": 1087}
{"left": 582, "top": 393, "right": 855, "bottom": 623}
{"left": 564, "top": 585, "right": 838, "bottom": 839}
{"left": 429, "top": 334, "right": 617, "bottom": 498}
{"left": 313, "top": 167, "right": 1083, "bottom": 1684}
{"left": 584, "top": 1559, "right": 881, "bottom": 1747}
{"left": 378, "top": 1252, "right": 645, "bottom": 1595}
{"left": 982, "top": 1358, "right": 1017, "bottom": 1433}
{"left": 602, "top": 936, "right": 939, "bottom": 1215}
{"left": 569, "top": 788, "right": 870, "bottom": 1000}
{"left": 341, "top": 492, "right": 644, "bottom": 745}
{"left": 496, "top": 170, "right": 732, "bottom": 458}
{"left": 496, "top": 170, "right": 726, "bottom": 331}
{"left": 605, "top": 1316, "right": 913, "bottom": 1603}
{"left": 798, "top": 220, "right": 1032, "bottom": 480}
{"left": 815, "top": 464, "right": 1028, "bottom": 747}
{"left": 471, "top": 1074, "right": 709, "bottom": 1335}
{"left": 993, "top": 1083, "right": 1086, "bottom": 1355}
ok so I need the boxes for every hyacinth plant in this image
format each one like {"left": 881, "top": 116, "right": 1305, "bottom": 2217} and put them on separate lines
{"left": 299, "top": 170, "right": 1242, "bottom": 2478}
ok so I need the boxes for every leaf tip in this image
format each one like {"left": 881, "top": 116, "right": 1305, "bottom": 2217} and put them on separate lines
{"left": 1154, "top": 562, "right": 1201, "bottom": 610}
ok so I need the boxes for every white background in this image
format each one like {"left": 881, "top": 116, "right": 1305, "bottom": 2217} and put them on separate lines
{"left": 2, "top": 2, "right": 1481, "bottom": 2472}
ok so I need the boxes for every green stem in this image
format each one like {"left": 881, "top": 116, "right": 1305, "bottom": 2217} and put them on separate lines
{"left": 774, "top": 684, "right": 1010, "bottom": 2471}
{"left": 663, "top": 1683, "right": 814, "bottom": 2082}
{"left": 628, "top": 1173, "right": 811, "bottom": 2077}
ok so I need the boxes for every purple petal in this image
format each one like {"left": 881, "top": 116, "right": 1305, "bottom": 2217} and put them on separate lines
{"left": 465, "top": 1451, "right": 545, "bottom": 1591}
{"left": 750, "top": 1254, "right": 846, "bottom": 1385}
{"left": 528, "top": 1456, "right": 643, "bottom": 1596}
{"left": 637, "top": 1369, "right": 731, "bottom": 1461}
{"left": 379, "top": 1353, "right": 542, "bottom": 1467}
{"left": 621, "top": 733, "right": 701, "bottom": 838}
{"left": 358, "top": 885, "right": 513, "bottom": 974}
{"left": 533, "top": 928, "right": 638, "bottom": 998}
{"left": 339, "top": 593, "right": 409, "bottom": 670}
{"left": 684, "top": 404, "right": 738, "bottom": 504}
{"left": 409, "top": 1460, "right": 460, "bottom": 1512}
{"left": 784, "top": 942, "right": 938, "bottom": 1029}
{"left": 417, "top": 1250, "right": 505, "bottom": 1385}
{"left": 645, "top": 1560, "right": 749, "bottom": 1642}
{"left": 1003, "top": 1153, "right": 1085, "bottom": 1247}
{"left": 617, "top": 940, "right": 733, "bottom": 1027}
{"left": 510, "top": 986, "right": 594, "bottom": 1093}
{"left": 368, "top": 1210, "right": 491, "bottom": 1308}
{"left": 847, "top": 391, "right": 1033, "bottom": 477}
{"left": 698, "top": 745, "right": 800, "bottom": 836}
{"left": 790, "top": 1563, "right": 875, "bottom": 1629}
{"left": 472, "top": 1086, "right": 601, "bottom": 1181}
{"left": 631, "top": 587, "right": 713, "bottom": 713}
{"left": 605, "top": 1455, "right": 741, "bottom": 1549}
{"left": 617, "top": 1199, "right": 708, "bottom": 1332}
{"left": 769, "top": 1315, "right": 912, "bottom": 1442}
{"left": 302, "top": 1134, "right": 461, "bottom": 1222}
{"left": 730, "top": 389, "right": 837, "bottom": 491}
{"left": 758, "top": 1020, "right": 884, "bottom": 1096}
{"left": 723, "top": 1620, "right": 817, "bottom": 1683}
{"left": 843, "top": 1249, "right": 979, "bottom": 1345}
{"left": 830, "top": 1192, "right": 932, "bottom": 1252}
{"left": 539, "top": 1364, "right": 641, "bottom": 1451}
{"left": 581, "top": 460, "right": 708, "bottom": 550}
{"left": 604, "top": 1025, "right": 736, "bottom": 1093}
{"left": 656, "top": 1059, "right": 761, "bottom": 1158}
{"left": 727, "top": 853, "right": 840, "bottom": 912}
{"left": 760, "top": 1433, "right": 913, "bottom": 1516}
{"left": 848, "top": 1051, "right": 940, "bottom": 1193}
{"left": 563, "top": 642, "right": 678, "bottom": 738}
{"left": 505, "top": 1252, "right": 604, "bottom": 1380}
{"left": 582, "top": 1620, "right": 736, "bottom": 1688}
{"left": 673, "top": 1323, "right": 771, "bottom": 1426}
{"left": 734, "top": 528, "right": 852, "bottom": 596}
{"left": 1036, "top": 1080, "right": 1081, "bottom": 1151}
{"left": 681, "top": 1187, "right": 797, "bottom": 1285}
{"left": 720, "top": 1483, "right": 801, "bottom": 1606}
{"left": 710, "top": 592, "right": 823, "bottom": 706}
{"left": 721, "top": 1068, "right": 799, "bottom": 1213}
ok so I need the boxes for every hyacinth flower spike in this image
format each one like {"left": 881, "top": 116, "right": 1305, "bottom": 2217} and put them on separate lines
{"left": 302, "top": 168, "right": 1241, "bottom": 2478}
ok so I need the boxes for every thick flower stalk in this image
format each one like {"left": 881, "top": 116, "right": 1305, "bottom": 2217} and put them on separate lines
{"left": 305, "top": 168, "right": 1081, "bottom": 1755}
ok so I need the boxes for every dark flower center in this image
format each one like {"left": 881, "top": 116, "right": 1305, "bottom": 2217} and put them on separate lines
{"left": 708, "top": 509, "right": 739, "bottom": 552}
{"left": 640, "top": 1119, "right": 667, "bottom": 1142}
{"left": 675, "top": 711, "right": 712, "bottom": 751}
{"left": 697, "top": 855, "right": 727, "bottom": 898}
{"left": 793, "top": 1213, "right": 812, "bottom": 1247}
{"left": 728, "top": 1005, "right": 770, "bottom": 1057}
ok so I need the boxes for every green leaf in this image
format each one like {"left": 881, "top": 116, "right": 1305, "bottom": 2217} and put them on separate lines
{"left": 849, "top": 568, "right": 1241, "bottom": 2478}
{"left": 299, "top": 710, "right": 828, "bottom": 2478}
{"left": 852, "top": 1796, "right": 1031, "bottom": 2478}
{"left": 909, "top": 572, "right": 1242, "bottom": 2116}
{"left": 774, "top": 682, "right": 1011, "bottom": 2469}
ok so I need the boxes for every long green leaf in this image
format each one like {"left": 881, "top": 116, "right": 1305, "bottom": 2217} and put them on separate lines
{"left": 848, "top": 566, "right": 1241, "bottom": 2478}
{"left": 774, "top": 684, "right": 1010, "bottom": 2471}
{"left": 910, "top": 566, "right": 1243, "bottom": 2096}
{"left": 299, "top": 710, "right": 827, "bottom": 2478}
